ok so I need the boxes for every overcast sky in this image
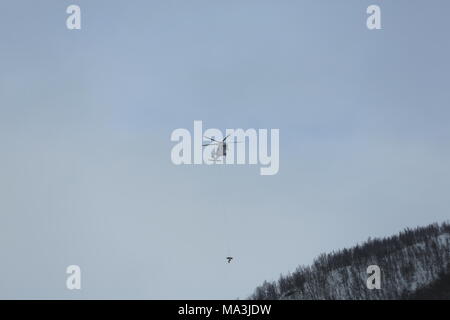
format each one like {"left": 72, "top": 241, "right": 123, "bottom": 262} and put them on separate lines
{"left": 1, "top": 0, "right": 449, "bottom": 299}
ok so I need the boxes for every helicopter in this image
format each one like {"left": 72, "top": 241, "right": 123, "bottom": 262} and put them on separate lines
{"left": 202, "top": 135, "right": 240, "bottom": 161}
{"left": 226, "top": 256, "right": 234, "bottom": 263}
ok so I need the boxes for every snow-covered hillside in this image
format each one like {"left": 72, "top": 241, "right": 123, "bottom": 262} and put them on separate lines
{"left": 250, "top": 222, "right": 450, "bottom": 300}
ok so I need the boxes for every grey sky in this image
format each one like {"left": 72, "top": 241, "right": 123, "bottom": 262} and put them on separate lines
{"left": 0, "top": 0, "right": 449, "bottom": 299}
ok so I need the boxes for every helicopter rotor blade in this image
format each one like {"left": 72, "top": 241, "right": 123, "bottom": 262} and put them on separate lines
{"left": 204, "top": 136, "right": 219, "bottom": 142}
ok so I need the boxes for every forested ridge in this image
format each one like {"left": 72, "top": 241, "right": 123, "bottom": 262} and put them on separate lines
{"left": 250, "top": 222, "right": 450, "bottom": 300}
